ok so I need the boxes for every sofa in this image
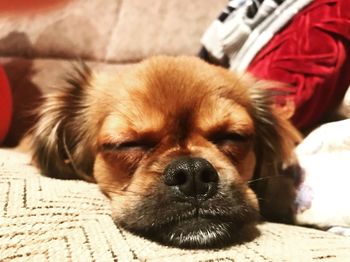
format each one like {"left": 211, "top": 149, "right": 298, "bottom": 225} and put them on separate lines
{"left": 1, "top": 0, "right": 350, "bottom": 261}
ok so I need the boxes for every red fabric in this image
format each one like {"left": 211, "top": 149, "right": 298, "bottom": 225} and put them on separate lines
{"left": 248, "top": 0, "right": 350, "bottom": 130}
{"left": 0, "top": 65, "right": 12, "bottom": 144}
{"left": 0, "top": 0, "right": 70, "bottom": 15}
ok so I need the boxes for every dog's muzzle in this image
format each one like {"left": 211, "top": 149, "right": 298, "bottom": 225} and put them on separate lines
{"left": 118, "top": 156, "right": 259, "bottom": 249}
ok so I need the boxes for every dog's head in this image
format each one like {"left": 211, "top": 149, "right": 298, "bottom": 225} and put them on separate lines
{"left": 30, "top": 56, "right": 300, "bottom": 248}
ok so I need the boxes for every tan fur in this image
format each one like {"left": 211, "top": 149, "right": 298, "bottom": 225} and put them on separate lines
{"left": 30, "top": 56, "right": 301, "bottom": 248}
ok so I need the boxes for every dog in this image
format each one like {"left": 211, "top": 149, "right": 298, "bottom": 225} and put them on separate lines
{"left": 29, "top": 56, "right": 301, "bottom": 248}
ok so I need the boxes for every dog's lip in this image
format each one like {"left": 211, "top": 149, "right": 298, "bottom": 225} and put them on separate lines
{"left": 135, "top": 212, "right": 245, "bottom": 249}
{"left": 150, "top": 206, "right": 241, "bottom": 229}
{"left": 122, "top": 200, "right": 259, "bottom": 248}
{"left": 144, "top": 202, "right": 259, "bottom": 234}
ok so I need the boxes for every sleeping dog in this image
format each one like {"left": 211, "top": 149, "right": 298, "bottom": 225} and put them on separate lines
{"left": 29, "top": 56, "right": 300, "bottom": 248}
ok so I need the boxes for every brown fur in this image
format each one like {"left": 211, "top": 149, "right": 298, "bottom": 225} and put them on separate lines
{"left": 30, "top": 56, "right": 301, "bottom": 248}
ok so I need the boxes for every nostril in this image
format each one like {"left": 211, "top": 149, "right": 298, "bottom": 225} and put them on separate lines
{"left": 174, "top": 170, "right": 187, "bottom": 185}
{"left": 194, "top": 158, "right": 219, "bottom": 185}
{"left": 199, "top": 169, "right": 217, "bottom": 183}
{"left": 164, "top": 161, "right": 191, "bottom": 187}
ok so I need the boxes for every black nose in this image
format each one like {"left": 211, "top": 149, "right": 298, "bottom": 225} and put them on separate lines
{"left": 164, "top": 157, "right": 219, "bottom": 199}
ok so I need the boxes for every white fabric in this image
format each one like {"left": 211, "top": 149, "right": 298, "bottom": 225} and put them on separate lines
{"left": 200, "top": 0, "right": 313, "bottom": 72}
{"left": 231, "top": 0, "right": 313, "bottom": 72}
{"left": 295, "top": 119, "right": 350, "bottom": 231}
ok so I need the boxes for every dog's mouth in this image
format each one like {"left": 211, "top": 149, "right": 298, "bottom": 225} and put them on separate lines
{"left": 118, "top": 197, "right": 259, "bottom": 249}
{"left": 148, "top": 218, "right": 235, "bottom": 248}
{"left": 138, "top": 212, "right": 254, "bottom": 248}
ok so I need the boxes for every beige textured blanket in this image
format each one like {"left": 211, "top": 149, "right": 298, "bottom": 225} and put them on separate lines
{"left": 1, "top": 149, "right": 349, "bottom": 261}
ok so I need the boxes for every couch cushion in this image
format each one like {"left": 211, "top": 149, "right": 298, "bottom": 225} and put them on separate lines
{"left": 0, "top": 0, "right": 226, "bottom": 62}
{"left": 1, "top": 149, "right": 349, "bottom": 261}
{"left": 104, "top": 0, "right": 227, "bottom": 62}
{"left": 0, "top": 0, "right": 120, "bottom": 61}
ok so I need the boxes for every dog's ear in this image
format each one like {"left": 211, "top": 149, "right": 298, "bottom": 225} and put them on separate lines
{"left": 248, "top": 79, "right": 302, "bottom": 223}
{"left": 29, "top": 62, "right": 95, "bottom": 182}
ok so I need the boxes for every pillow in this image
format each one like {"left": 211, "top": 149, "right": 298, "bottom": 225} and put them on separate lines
{"left": 295, "top": 119, "right": 350, "bottom": 234}
{"left": 1, "top": 149, "right": 350, "bottom": 261}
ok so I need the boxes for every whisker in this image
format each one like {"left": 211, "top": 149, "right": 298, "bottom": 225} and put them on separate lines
{"left": 247, "top": 175, "right": 280, "bottom": 184}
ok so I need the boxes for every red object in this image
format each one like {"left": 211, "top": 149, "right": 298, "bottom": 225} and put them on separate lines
{"left": 0, "top": 66, "right": 12, "bottom": 144}
{"left": 0, "top": 0, "right": 70, "bottom": 15}
{"left": 248, "top": 0, "right": 350, "bottom": 130}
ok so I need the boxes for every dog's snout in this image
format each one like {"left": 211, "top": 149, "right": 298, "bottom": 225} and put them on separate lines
{"left": 164, "top": 157, "right": 218, "bottom": 199}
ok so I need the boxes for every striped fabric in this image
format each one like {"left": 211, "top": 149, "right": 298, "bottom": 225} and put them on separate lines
{"left": 200, "top": 0, "right": 312, "bottom": 72}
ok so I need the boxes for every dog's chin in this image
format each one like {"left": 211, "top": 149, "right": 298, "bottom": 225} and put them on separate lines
{"left": 121, "top": 207, "right": 259, "bottom": 249}
{"left": 139, "top": 217, "right": 247, "bottom": 249}
{"left": 113, "top": 183, "right": 260, "bottom": 248}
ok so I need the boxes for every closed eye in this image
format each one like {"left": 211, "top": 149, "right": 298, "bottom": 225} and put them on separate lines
{"left": 101, "top": 140, "right": 156, "bottom": 151}
{"left": 209, "top": 132, "right": 251, "bottom": 145}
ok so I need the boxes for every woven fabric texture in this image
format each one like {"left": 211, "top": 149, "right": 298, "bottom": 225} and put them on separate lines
{"left": 1, "top": 149, "right": 350, "bottom": 261}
